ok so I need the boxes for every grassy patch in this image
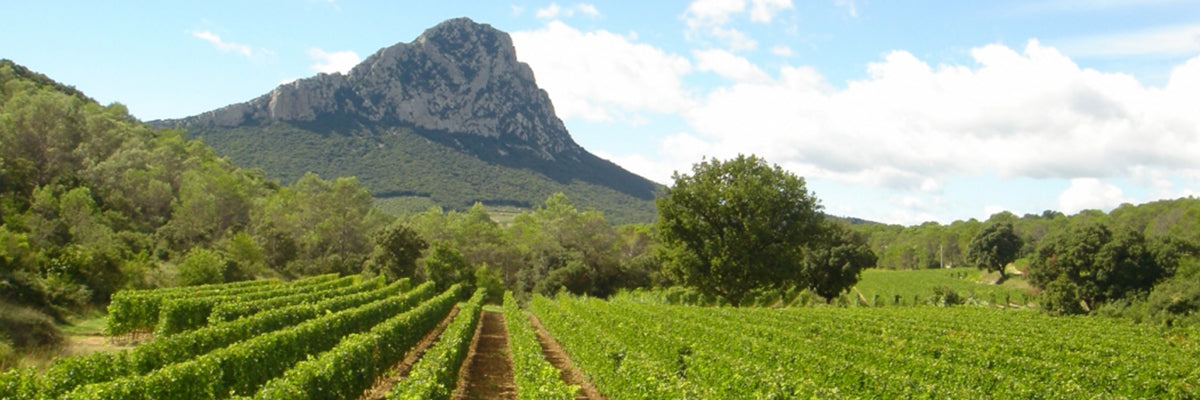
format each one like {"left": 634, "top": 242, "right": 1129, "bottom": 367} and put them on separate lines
{"left": 853, "top": 267, "right": 1035, "bottom": 306}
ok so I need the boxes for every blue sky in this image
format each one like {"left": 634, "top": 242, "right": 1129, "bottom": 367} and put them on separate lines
{"left": 4, "top": 0, "right": 1200, "bottom": 225}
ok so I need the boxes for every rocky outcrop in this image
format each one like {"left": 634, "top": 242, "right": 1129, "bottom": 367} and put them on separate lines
{"left": 160, "top": 18, "right": 580, "bottom": 160}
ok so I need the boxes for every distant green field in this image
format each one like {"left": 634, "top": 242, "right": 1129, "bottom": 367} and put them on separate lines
{"left": 374, "top": 196, "right": 440, "bottom": 216}
{"left": 618, "top": 266, "right": 1037, "bottom": 307}
{"left": 852, "top": 267, "right": 1035, "bottom": 306}
{"left": 374, "top": 197, "right": 528, "bottom": 225}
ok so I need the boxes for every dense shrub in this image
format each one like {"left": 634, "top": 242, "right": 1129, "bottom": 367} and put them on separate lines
{"left": 176, "top": 248, "right": 228, "bottom": 286}
{"left": 0, "top": 304, "right": 62, "bottom": 350}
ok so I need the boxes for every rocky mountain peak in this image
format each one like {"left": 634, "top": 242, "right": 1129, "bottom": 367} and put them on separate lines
{"left": 160, "top": 17, "right": 579, "bottom": 160}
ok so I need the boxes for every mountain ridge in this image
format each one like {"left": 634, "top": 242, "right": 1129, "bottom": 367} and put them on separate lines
{"left": 154, "top": 18, "right": 661, "bottom": 223}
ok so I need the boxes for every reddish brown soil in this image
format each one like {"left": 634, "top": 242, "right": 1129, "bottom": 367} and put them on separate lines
{"left": 529, "top": 315, "right": 607, "bottom": 400}
{"left": 451, "top": 310, "right": 517, "bottom": 400}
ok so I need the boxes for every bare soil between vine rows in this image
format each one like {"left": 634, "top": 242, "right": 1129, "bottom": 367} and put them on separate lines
{"left": 358, "top": 305, "right": 461, "bottom": 400}
{"left": 530, "top": 315, "right": 607, "bottom": 400}
{"left": 451, "top": 309, "right": 517, "bottom": 400}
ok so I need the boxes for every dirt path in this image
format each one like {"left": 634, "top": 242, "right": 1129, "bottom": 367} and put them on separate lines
{"left": 358, "top": 306, "right": 460, "bottom": 400}
{"left": 65, "top": 334, "right": 135, "bottom": 356}
{"left": 530, "top": 316, "right": 607, "bottom": 400}
{"left": 451, "top": 310, "right": 517, "bottom": 400}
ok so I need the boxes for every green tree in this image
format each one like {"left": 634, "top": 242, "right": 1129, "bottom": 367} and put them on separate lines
{"left": 1030, "top": 222, "right": 1168, "bottom": 313}
{"left": 510, "top": 193, "right": 622, "bottom": 297}
{"left": 1137, "top": 257, "right": 1200, "bottom": 327}
{"left": 656, "top": 155, "right": 824, "bottom": 306}
{"left": 176, "top": 248, "right": 228, "bottom": 286}
{"left": 804, "top": 222, "right": 877, "bottom": 302}
{"left": 406, "top": 203, "right": 520, "bottom": 282}
{"left": 364, "top": 220, "right": 427, "bottom": 281}
{"left": 473, "top": 263, "right": 504, "bottom": 304}
{"left": 422, "top": 242, "right": 473, "bottom": 291}
{"left": 965, "top": 222, "right": 1022, "bottom": 280}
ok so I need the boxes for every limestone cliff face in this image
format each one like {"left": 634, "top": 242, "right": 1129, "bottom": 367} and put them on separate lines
{"left": 165, "top": 18, "right": 579, "bottom": 160}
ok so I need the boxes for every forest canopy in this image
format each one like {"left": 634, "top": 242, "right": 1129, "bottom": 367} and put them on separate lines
{"left": 0, "top": 60, "right": 388, "bottom": 321}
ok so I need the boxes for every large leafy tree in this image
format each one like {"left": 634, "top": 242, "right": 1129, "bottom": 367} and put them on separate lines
{"left": 657, "top": 155, "right": 824, "bottom": 306}
{"left": 965, "top": 222, "right": 1022, "bottom": 280}
{"left": 422, "top": 242, "right": 474, "bottom": 291}
{"left": 803, "top": 222, "right": 877, "bottom": 301}
{"left": 364, "top": 220, "right": 427, "bottom": 281}
{"left": 1029, "top": 221, "right": 1169, "bottom": 313}
{"left": 510, "top": 193, "right": 622, "bottom": 297}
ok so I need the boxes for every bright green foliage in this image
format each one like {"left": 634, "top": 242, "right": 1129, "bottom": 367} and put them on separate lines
{"left": 857, "top": 198, "right": 1200, "bottom": 273}
{"left": 104, "top": 278, "right": 283, "bottom": 336}
{"left": 423, "top": 242, "right": 474, "bottom": 291}
{"left": 852, "top": 267, "right": 1030, "bottom": 306}
{"left": 405, "top": 203, "right": 520, "bottom": 281}
{"left": 533, "top": 295, "right": 1200, "bottom": 398}
{"left": 63, "top": 280, "right": 439, "bottom": 399}
{"left": 965, "top": 222, "right": 1022, "bottom": 278}
{"left": 244, "top": 173, "right": 386, "bottom": 278}
{"left": 153, "top": 274, "right": 356, "bottom": 336}
{"left": 251, "top": 284, "right": 464, "bottom": 399}
{"left": 856, "top": 218, "right": 989, "bottom": 270}
{"left": 509, "top": 193, "right": 625, "bottom": 298}
{"left": 503, "top": 292, "right": 578, "bottom": 400}
{"left": 18, "top": 279, "right": 423, "bottom": 400}
{"left": 208, "top": 276, "right": 388, "bottom": 323}
{"left": 364, "top": 220, "right": 427, "bottom": 281}
{"left": 1030, "top": 222, "right": 1170, "bottom": 313}
{"left": 404, "top": 195, "right": 662, "bottom": 299}
{"left": 803, "top": 222, "right": 877, "bottom": 301}
{"left": 0, "top": 368, "right": 38, "bottom": 399}
{"left": 474, "top": 264, "right": 505, "bottom": 304}
{"left": 622, "top": 266, "right": 1032, "bottom": 307}
{"left": 1132, "top": 257, "right": 1200, "bottom": 327}
{"left": 387, "top": 288, "right": 486, "bottom": 400}
{"left": 657, "top": 155, "right": 824, "bottom": 306}
{"left": 0, "top": 61, "right": 390, "bottom": 323}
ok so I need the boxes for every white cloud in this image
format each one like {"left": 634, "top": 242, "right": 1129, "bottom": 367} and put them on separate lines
{"left": 883, "top": 208, "right": 942, "bottom": 226}
{"left": 683, "top": 0, "right": 789, "bottom": 51}
{"left": 1056, "top": 23, "right": 1200, "bottom": 58}
{"left": 1058, "top": 178, "right": 1131, "bottom": 214}
{"left": 536, "top": 3, "right": 601, "bottom": 19}
{"left": 684, "top": 0, "right": 747, "bottom": 28}
{"left": 894, "top": 195, "right": 927, "bottom": 209}
{"left": 684, "top": 0, "right": 792, "bottom": 25}
{"left": 307, "top": 48, "right": 360, "bottom": 74}
{"left": 748, "top": 0, "right": 793, "bottom": 22}
{"left": 511, "top": 21, "right": 694, "bottom": 123}
{"left": 983, "top": 205, "right": 1010, "bottom": 218}
{"left": 693, "top": 48, "right": 770, "bottom": 83}
{"left": 771, "top": 44, "right": 793, "bottom": 57}
{"left": 710, "top": 26, "right": 757, "bottom": 51}
{"left": 1016, "top": 0, "right": 1191, "bottom": 13}
{"left": 192, "top": 30, "right": 256, "bottom": 58}
{"left": 595, "top": 132, "right": 719, "bottom": 184}
{"left": 834, "top": 0, "right": 858, "bottom": 17}
{"left": 1131, "top": 166, "right": 1198, "bottom": 201}
{"left": 536, "top": 3, "right": 563, "bottom": 18}
{"left": 673, "top": 39, "right": 1200, "bottom": 198}
{"left": 577, "top": 3, "right": 600, "bottom": 16}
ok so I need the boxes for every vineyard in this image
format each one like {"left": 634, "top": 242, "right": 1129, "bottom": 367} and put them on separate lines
{"left": 0, "top": 275, "right": 492, "bottom": 400}
{"left": 3, "top": 274, "right": 1198, "bottom": 399}
{"left": 533, "top": 295, "right": 1200, "bottom": 399}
